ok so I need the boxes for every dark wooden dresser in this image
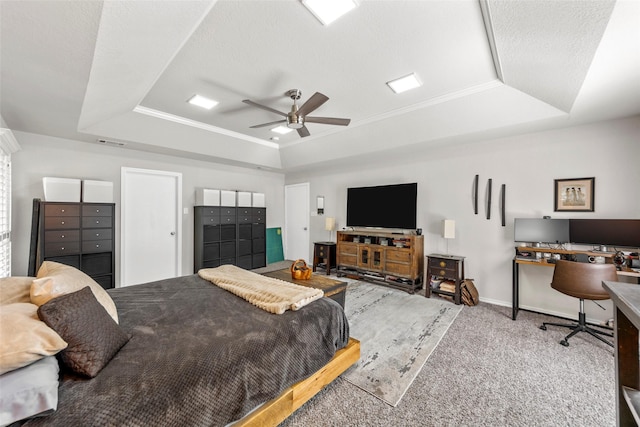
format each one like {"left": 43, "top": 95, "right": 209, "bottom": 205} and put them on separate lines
{"left": 194, "top": 206, "right": 266, "bottom": 272}
{"left": 30, "top": 200, "right": 115, "bottom": 289}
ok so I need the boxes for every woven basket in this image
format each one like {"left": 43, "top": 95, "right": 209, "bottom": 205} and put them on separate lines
{"left": 291, "top": 259, "right": 312, "bottom": 280}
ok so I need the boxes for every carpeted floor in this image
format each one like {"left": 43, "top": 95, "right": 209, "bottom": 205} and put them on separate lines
{"left": 280, "top": 285, "right": 616, "bottom": 427}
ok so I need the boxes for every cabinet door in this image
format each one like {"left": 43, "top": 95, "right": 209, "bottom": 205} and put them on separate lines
{"left": 370, "top": 248, "right": 385, "bottom": 271}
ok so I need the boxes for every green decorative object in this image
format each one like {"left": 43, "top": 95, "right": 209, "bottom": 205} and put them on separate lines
{"left": 266, "top": 227, "right": 284, "bottom": 264}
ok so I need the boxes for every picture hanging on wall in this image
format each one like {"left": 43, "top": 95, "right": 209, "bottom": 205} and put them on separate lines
{"left": 554, "top": 177, "right": 595, "bottom": 212}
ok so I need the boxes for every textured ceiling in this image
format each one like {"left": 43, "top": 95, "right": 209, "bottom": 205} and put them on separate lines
{"left": 1, "top": 0, "right": 639, "bottom": 172}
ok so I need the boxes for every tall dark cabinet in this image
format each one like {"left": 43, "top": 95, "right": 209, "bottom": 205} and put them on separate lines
{"left": 30, "top": 200, "right": 116, "bottom": 289}
{"left": 194, "top": 206, "right": 266, "bottom": 272}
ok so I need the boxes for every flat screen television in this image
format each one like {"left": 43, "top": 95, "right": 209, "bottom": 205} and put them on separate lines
{"left": 569, "top": 219, "right": 640, "bottom": 248}
{"left": 346, "top": 183, "right": 417, "bottom": 230}
{"left": 514, "top": 218, "right": 570, "bottom": 244}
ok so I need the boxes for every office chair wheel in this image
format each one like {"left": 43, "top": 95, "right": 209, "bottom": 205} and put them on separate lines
{"left": 560, "top": 340, "right": 569, "bottom": 347}
{"left": 540, "top": 325, "right": 547, "bottom": 331}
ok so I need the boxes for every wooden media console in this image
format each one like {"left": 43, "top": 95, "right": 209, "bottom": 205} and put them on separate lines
{"left": 336, "top": 230, "right": 424, "bottom": 293}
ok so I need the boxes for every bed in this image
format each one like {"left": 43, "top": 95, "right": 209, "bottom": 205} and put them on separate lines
{"left": 0, "top": 263, "right": 359, "bottom": 426}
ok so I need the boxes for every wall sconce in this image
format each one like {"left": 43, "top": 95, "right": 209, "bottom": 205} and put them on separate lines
{"left": 325, "top": 217, "right": 336, "bottom": 241}
{"left": 317, "top": 196, "right": 324, "bottom": 215}
{"left": 443, "top": 219, "right": 455, "bottom": 254}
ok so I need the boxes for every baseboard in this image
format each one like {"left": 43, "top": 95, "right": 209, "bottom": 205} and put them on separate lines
{"left": 478, "top": 297, "right": 610, "bottom": 326}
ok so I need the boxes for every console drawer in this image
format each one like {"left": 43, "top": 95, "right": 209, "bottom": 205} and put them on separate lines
{"left": 384, "top": 262, "right": 411, "bottom": 276}
{"left": 385, "top": 250, "right": 411, "bottom": 263}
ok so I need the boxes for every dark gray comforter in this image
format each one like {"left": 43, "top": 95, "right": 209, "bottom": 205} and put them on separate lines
{"left": 24, "top": 274, "right": 349, "bottom": 426}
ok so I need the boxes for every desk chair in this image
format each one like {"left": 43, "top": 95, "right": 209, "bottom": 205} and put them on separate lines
{"left": 540, "top": 260, "right": 617, "bottom": 347}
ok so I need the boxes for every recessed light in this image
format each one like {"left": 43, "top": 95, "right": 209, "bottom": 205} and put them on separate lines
{"left": 386, "top": 73, "right": 422, "bottom": 94}
{"left": 302, "top": 0, "right": 358, "bottom": 26}
{"left": 271, "top": 126, "right": 294, "bottom": 135}
{"left": 187, "top": 94, "right": 218, "bottom": 110}
{"left": 271, "top": 137, "right": 280, "bottom": 141}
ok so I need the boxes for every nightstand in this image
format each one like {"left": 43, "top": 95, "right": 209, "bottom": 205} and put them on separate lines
{"left": 313, "top": 242, "right": 336, "bottom": 275}
{"left": 425, "top": 254, "right": 465, "bottom": 305}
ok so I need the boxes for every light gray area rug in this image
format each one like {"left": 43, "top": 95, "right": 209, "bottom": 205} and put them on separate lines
{"left": 342, "top": 281, "right": 462, "bottom": 406}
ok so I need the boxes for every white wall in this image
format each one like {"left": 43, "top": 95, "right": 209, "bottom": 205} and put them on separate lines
{"left": 287, "top": 116, "right": 640, "bottom": 322}
{"left": 11, "top": 131, "right": 286, "bottom": 283}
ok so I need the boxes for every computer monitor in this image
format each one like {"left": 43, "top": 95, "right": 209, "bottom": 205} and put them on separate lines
{"left": 514, "top": 218, "right": 570, "bottom": 244}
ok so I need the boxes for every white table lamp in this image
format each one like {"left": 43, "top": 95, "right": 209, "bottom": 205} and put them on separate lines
{"left": 325, "top": 217, "right": 336, "bottom": 241}
{"left": 443, "top": 219, "right": 455, "bottom": 254}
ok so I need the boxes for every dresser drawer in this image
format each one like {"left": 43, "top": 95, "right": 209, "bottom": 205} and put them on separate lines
{"left": 44, "top": 216, "right": 80, "bottom": 230}
{"left": 428, "top": 258, "right": 457, "bottom": 270}
{"left": 82, "top": 205, "right": 113, "bottom": 217}
{"left": 44, "top": 204, "right": 79, "bottom": 217}
{"left": 45, "top": 230, "right": 79, "bottom": 243}
{"left": 82, "top": 239, "right": 113, "bottom": 253}
{"left": 220, "top": 207, "right": 236, "bottom": 216}
{"left": 220, "top": 215, "right": 236, "bottom": 224}
{"left": 45, "top": 241, "right": 80, "bottom": 256}
{"left": 200, "top": 215, "right": 220, "bottom": 225}
{"left": 198, "top": 207, "right": 220, "bottom": 216}
{"left": 238, "top": 208, "right": 252, "bottom": 216}
{"left": 82, "top": 216, "right": 112, "bottom": 228}
{"left": 82, "top": 229, "right": 112, "bottom": 241}
{"left": 238, "top": 215, "right": 253, "bottom": 223}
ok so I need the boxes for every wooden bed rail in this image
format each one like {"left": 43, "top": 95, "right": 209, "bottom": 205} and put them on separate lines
{"left": 235, "top": 337, "right": 360, "bottom": 427}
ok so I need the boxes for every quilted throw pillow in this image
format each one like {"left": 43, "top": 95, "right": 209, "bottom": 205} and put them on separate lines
{"left": 32, "top": 261, "right": 119, "bottom": 323}
{"left": 37, "top": 287, "right": 129, "bottom": 378}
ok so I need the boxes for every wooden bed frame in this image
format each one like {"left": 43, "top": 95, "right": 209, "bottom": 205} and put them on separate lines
{"left": 236, "top": 337, "right": 360, "bottom": 426}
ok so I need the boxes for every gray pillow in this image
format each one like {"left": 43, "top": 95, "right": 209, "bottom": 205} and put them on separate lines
{"left": 0, "top": 356, "right": 59, "bottom": 425}
{"left": 37, "top": 286, "right": 129, "bottom": 378}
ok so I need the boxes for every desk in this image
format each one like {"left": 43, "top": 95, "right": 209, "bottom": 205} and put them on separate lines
{"left": 602, "top": 281, "right": 640, "bottom": 427}
{"left": 512, "top": 247, "right": 640, "bottom": 320}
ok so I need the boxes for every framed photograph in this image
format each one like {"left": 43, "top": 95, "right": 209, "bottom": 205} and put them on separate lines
{"left": 554, "top": 177, "right": 595, "bottom": 212}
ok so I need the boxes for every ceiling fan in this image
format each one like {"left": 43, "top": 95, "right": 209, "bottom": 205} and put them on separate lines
{"left": 243, "top": 89, "right": 351, "bottom": 138}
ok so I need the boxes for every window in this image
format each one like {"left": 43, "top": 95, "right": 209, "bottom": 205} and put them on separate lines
{"left": 0, "top": 128, "right": 19, "bottom": 277}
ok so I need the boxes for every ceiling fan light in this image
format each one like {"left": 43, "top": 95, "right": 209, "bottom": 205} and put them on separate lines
{"left": 302, "top": 0, "right": 358, "bottom": 26}
{"left": 271, "top": 126, "right": 294, "bottom": 135}
{"left": 386, "top": 73, "right": 422, "bottom": 94}
{"left": 187, "top": 94, "right": 218, "bottom": 110}
{"left": 287, "top": 115, "right": 305, "bottom": 129}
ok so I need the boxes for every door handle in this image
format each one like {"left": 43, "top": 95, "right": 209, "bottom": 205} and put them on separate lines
{"left": 303, "top": 227, "right": 308, "bottom": 231}
{"left": 170, "top": 231, "right": 176, "bottom": 235}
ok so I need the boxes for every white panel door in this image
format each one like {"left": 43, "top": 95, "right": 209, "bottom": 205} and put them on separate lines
{"left": 284, "top": 182, "right": 310, "bottom": 262}
{"left": 121, "top": 167, "right": 182, "bottom": 286}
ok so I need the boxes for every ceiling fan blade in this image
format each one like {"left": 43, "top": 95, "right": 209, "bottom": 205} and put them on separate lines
{"left": 297, "top": 92, "right": 329, "bottom": 116}
{"left": 297, "top": 126, "right": 310, "bottom": 138}
{"left": 242, "top": 99, "right": 287, "bottom": 117}
{"left": 305, "top": 116, "right": 351, "bottom": 126}
{"left": 250, "top": 120, "right": 286, "bottom": 129}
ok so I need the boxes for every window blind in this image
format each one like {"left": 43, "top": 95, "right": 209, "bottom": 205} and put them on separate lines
{"left": 0, "top": 128, "right": 19, "bottom": 278}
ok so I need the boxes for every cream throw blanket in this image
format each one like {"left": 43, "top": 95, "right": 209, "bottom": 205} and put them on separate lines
{"left": 198, "top": 265, "right": 323, "bottom": 314}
